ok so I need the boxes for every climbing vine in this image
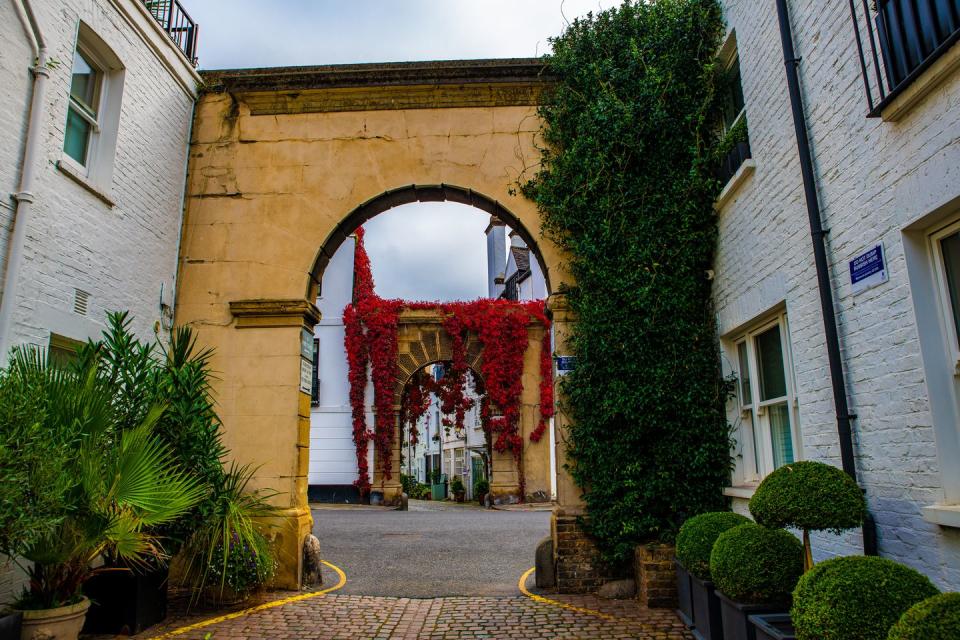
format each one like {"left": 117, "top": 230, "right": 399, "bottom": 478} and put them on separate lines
{"left": 522, "top": 0, "right": 732, "bottom": 562}
{"left": 343, "top": 229, "right": 553, "bottom": 498}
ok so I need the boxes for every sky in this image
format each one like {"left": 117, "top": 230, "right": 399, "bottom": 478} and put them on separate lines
{"left": 187, "top": 1, "right": 621, "bottom": 300}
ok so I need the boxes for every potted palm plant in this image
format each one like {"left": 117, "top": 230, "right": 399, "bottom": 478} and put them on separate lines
{"left": 0, "top": 347, "right": 202, "bottom": 640}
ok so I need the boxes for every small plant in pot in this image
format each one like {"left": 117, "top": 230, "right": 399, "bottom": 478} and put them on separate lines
{"left": 0, "top": 348, "right": 202, "bottom": 640}
{"left": 887, "top": 592, "right": 960, "bottom": 640}
{"left": 791, "top": 556, "right": 938, "bottom": 640}
{"left": 450, "top": 476, "right": 466, "bottom": 503}
{"left": 675, "top": 511, "right": 750, "bottom": 636}
{"left": 709, "top": 523, "right": 803, "bottom": 640}
{"left": 474, "top": 478, "right": 489, "bottom": 506}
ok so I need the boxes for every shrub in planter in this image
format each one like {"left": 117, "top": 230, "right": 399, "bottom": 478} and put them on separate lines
{"left": 791, "top": 556, "right": 939, "bottom": 640}
{"left": 474, "top": 478, "right": 489, "bottom": 504}
{"left": 749, "top": 461, "right": 865, "bottom": 571}
{"left": 677, "top": 511, "right": 751, "bottom": 580}
{"left": 711, "top": 523, "right": 804, "bottom": 640}
{"left": 887, "top": 592, "right": 960, "bottom": 640}
{"left": 711, "top": 524, "right": 803, "bottom": 606}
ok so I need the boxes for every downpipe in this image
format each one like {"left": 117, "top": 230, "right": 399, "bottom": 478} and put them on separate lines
{"left": 0, "top": 0, "right": 49, "bottom": 361}
{"left": 774, "top": 0, "right": 879, "bottom": 556}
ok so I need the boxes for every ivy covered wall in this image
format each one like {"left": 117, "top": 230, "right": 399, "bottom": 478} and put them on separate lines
{"left": 524, "top": 0, "right": 732, "bottom": 562}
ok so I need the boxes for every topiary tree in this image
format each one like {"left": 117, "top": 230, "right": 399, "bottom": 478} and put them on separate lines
{"left": 887, "top": 592, "right": 960, "bottom": 640}
{"left": 749, "top": 461, "right": 865, "bottom": 571}
{"left": 709, "top": 523, "right": 803, "bottom": 605}
{"left": 675, "top": 511, "right": 750, "bottom": 580}
{"left": 792, "top": 556, "right": 939, "bottom": 640}
{"left": 888, "top": 592, "right": 960, "bottom": 640}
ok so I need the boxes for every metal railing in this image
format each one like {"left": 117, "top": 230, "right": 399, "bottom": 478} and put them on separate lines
{"left": 143, "top": 0, "right": 199, "bottom": 65}
{"left": 849, "top": 0, "right": 960, "bottom": 116}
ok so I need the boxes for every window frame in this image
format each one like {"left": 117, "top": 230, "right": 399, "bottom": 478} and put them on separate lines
{"left": 929, "top": 218, "right": 960, "bottom": 375}
{"left": 64, "top": 41, "right": 108, "bottom": 171}
{"left": 731, "top": 311, "right": 801, "bottom": 483}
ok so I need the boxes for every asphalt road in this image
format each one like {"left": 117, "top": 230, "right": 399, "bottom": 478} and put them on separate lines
{"left": 313, "top": 500, "right": 550, "bottom": 597}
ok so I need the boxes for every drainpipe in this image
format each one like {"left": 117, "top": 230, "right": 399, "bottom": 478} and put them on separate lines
{"left": 0, "top": 0, "right": 49, "bottom": 361}
{"left": 775, "top": 0, "right": 878, "bottom": 556}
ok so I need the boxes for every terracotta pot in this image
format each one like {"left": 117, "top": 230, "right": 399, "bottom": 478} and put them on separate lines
{"left": 18, "top": 597, "right": 90, "bottom": 640}
{"left": 203, "top": 586, "right": 249, "bottom": 607}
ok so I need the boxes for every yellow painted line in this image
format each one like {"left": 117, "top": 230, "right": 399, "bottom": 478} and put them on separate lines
{"left": 149, "top": 560, "right": 347, "bottom": 639}
{"left": 517, "top": 567, "right": 617, "bottom": 621}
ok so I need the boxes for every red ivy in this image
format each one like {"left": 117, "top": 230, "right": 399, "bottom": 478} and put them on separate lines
{"left": 343, "top": 228, "right": 553, "bottom": 499}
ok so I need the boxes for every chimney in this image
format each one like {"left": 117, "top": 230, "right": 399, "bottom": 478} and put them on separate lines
{"left": 509, "top": 228, "right": 526, "bottom": 248}
{"left": 485, "top": 216, "right": 506, "bottom": 298}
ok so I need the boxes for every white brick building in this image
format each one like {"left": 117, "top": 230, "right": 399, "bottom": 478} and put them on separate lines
{"left": 0, "top": 0, "right": 200, "bottom": 604}
{"left": 716, "top": 0, "right": 960, "bottom": 589}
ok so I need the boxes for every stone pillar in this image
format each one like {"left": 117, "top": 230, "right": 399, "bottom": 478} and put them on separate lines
{"left": 373, "top": 408, "right": 404, "bottom": 504}
{"left": 635, "top": 544, "right": 678, "bottom": 608}
{"left": 227, "top": 299, "right": 320, "bottom": 590}
{"left": 546, "top": 293, "right": 605, "bottom": 593}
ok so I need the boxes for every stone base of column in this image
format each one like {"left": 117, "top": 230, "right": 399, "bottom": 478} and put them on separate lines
{"left": 635, "top": 543, "right": 678, "bottom": 608}
{"left": 266, "top": 506, "right": 314, "bottom": 590}
{"left": 552, "top": 511, "right": 607, "bottom": 594}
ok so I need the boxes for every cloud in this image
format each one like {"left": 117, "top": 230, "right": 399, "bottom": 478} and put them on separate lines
{"left": 356, "top": 202, "right": 491, "bottom": 302}
{"left": 187, "top": 0, "right": 623, "bottom": 69}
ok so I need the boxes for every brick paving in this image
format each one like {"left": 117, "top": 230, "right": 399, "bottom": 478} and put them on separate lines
{"left": 131, "top": 592, "right": 693, "bottom": 639}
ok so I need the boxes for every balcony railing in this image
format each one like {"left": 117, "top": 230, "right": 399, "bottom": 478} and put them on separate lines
{"left": 143, "top": 0, "right": 199, "bottom": 65}
{"left": 849, "top": 0, "right": 960, "bottom": 116}
{"left": 717, "top": 140, "right": 752, "bottom": 187}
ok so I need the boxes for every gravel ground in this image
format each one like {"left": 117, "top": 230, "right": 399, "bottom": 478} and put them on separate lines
{"left": 313, "top": 500, "right": 551, "bottom": 597}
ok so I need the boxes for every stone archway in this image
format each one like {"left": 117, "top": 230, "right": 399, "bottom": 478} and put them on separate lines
{"left": 373, "top": 308, "right": 550, "bottom": 503}
{"left": 175, "top": 59, "right": 579, "bottom": 588}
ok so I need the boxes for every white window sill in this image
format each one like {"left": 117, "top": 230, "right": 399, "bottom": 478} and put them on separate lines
{"left": 715, "top": 159, "right": 756, "bottom": 210}
{"left": 56, "top": 160, "right": 115, "bottom": 208}
{"left": 921, "top": 504, "right": 960, "bottom": 528}
{"left": 723, "top": 484, "right": 758, "bottom": 500}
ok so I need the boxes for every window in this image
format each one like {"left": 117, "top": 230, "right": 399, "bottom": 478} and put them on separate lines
{"left": 65, "top": 48, "right": 102, "bottom": 166}
{"left": 731, "top": 312, "right": 800, "bottom": 482}
{"left": 930, "top": 220, "right": 960, "bottom": 370}
{"left": 48, "top": 334, "right": 82, "bottom": 368}
{"left": 61, "top": 24, "right": 124, "bottom": 188}
{"left": 717, "top": 48, "right": 752, "bottom": 185}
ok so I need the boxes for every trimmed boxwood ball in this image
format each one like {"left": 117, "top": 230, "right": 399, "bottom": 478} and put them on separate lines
{"left": 792, "top": 556, "right": 939, "bottom": 640}
{"left": 709, "top": 523, "right": 803, "bottom": 605}
{"left": 676, "top": 511, "right": 751, "bottom": 580}
{"left": 749, "top": 461, "right": 865, "bottom": 533}
{"left": 887, "top": 592, "right": 960, "bottom": 640}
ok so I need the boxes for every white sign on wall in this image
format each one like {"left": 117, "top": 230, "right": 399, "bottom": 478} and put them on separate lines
{"left": 300, "top": 357, "right": 313, "bottom": 395}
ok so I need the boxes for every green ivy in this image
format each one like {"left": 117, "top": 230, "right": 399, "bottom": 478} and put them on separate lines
{"left": 523, "top": 0, "right": 732, "bottom": 563}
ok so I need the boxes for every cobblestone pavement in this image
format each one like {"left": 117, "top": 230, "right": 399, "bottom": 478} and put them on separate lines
{"left": 135, "top": 592, "right": 694, "bottom": 639}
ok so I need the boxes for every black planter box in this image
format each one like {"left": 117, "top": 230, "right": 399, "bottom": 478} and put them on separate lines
{"left": 716, "top": 590, "right": 787, "bottom": 640}
{"left": 750, "top": 614, "right": 796, "bottom": 640}
{"left": 676, "top": 561, "right": 694, "bottom": 627}
{"left": 690, "top": 574, "right": 724, "bottom": 640}
{"left": 0, "top": 611, "right": 22, "bottom": 640}
{"left": 82, "top": 566, "right": 168, "bottom": 635}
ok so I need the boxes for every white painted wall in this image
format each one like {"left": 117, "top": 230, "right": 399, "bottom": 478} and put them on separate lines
{"left": 0, "top": 0, "right": 199, "bottom": 605}
{"left": 309, "top": 237, "right": 362, "bottom": 487}
{"left": 717, "top": 0, "right": 960, "bottom": 589}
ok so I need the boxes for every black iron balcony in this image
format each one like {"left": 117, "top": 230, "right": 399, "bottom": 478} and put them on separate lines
{"left": 717, "top": 140, "right": 752, "bottom": 187}
{"left": 143, "top": 0, "right": 199, "bottom": 65}
{"left": 849, "top": 0, "right": 960, "bottom": 116}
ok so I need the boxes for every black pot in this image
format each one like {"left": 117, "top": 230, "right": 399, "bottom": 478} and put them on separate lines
{"left": 82, "top": 565, "right": 168, "bottom": 635}
{"left": 675, "top": 561, "right": 694, "bottom": 628}
{"left": 0, "top": 611, "right": 22, "bottom": 640}
{"left": 715, "top": 590, "right": 787, "bottom": 640}
{"left": 690, "top": 574, "right": 724, "bottom": 640}
{"left": 750, "top": 614, "right": 796, "bottom": 640}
